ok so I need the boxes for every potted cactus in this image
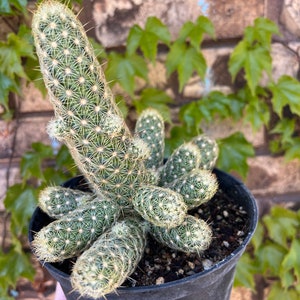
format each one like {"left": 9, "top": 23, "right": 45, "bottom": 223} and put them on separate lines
{"left": 28, "top": 1, "right": 258, "bottom": 300}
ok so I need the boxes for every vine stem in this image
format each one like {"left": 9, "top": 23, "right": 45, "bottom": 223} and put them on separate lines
{"left": 1, "top": 93, "right": 21, "bottom": 251}
{"left": 2, "top": 17, "right": 18, "bottom": 34}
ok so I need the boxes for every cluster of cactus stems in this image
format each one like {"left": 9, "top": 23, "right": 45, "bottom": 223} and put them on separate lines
{"left": 31, "top": 1, "right": 219, "bottom": 299}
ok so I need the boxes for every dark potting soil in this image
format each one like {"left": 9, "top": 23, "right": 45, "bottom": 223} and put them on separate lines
{"left": 50, "top": 186, "right": 249, "bottom": 288}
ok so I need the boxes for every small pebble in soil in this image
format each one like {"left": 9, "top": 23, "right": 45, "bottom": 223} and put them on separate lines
{"left": 156, "top": 277, "right": 165, "bottom": 285}
{"left": 202, "top": 259, "right": 213, "bottom": 270}
{"left": 222, "top": 240, "right": 230, "bottom": 248}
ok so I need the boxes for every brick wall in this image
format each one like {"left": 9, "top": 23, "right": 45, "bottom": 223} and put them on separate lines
{"left": 1, "top": 0, "right": 300, "bottom": 214}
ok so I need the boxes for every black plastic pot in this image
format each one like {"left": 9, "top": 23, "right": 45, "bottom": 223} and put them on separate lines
{"left": 29, "top": 169, "right": 258, "bottom": 300}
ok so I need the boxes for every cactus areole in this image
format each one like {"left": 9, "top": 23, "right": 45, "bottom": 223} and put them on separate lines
{"left": 29, "top": 1, "right": 258, "bottom": 300}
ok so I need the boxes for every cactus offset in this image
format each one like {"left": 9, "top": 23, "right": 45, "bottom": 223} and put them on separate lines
{"left": 32, "top": 198, "right": 120, "bottom": 262}
{"left": 159, "top": 142, "right": 201, "bottom": 185}
{"left": 167, "top": 169, "right": 218, "bottom": 209}
{"left": 135, "top": 108, "right": 165, "bottom": 170}
{"left": 71, "top": 218, "right": 147, "bottom": 298}
{"left": 32, "top": 0, "right": 153, "bottom": 205}
{"left": 38, "top": 186, "right": 92, "bottom": 218}
{"left": 191, "top": 134, "right": 219, "bottom": 170}
{"left": 150, "top": 215, "right": 212, "bottom": 253}
{"left": 132, "top": 185, "right": 187, "bottom": 229}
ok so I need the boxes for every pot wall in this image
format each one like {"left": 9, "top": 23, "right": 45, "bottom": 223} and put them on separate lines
{"left": 29, "top": 169, "right": 258, "bottom": 300}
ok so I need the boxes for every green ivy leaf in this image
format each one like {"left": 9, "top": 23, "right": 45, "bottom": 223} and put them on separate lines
{"left": 127, "top": 25, "right": 143, "bottom": 55}
{"left": 284, "top": 138, "right": 300, "bottom": 161}
{"left": 256, "top": 242, "right": 287, "bottom": 276}
{"left": 180, "top": 91, "right": 244, "bottom": 134}
{"left": 23, "top": 56, "right": 47, "bottom": 97}
{"left": 229, "top": 18, "right": 277, "bottom": 95}
{"left": 0, "top": 40, "right": 26, "bottom": 78}
{"left": 0, "top": 71, "right": 20, "bottom": 112}
{"left": 180, "top": 92, "right": 243, "bottom": 125}
{"left": 166, "top": 41, "right": 206, "bottom": 91}
{"left": 89, "top": 37, "right": 107, "bottom": 60}
{"left": 127, "top": 17, "right": 170, "bottom": 61}
{"left": 271, "top": 118, "right": 295, "bottom": 145}
{"left": 0, "top": 26, "right": 35, "bottom": 79}
{"left": 217, "top": 132, "right": 255, "bottom": 178}
{"left": 133, "top": 88, "right": 173, "bottom": 122}
{"left": 251, "top": 221, "right": 265, "bottom": 251}
{"left": 228, "top": 41, "right": 247, "bottom": 82}
{"left": 140, "top": 30, "right": 163, "bottom": 62}
{"left": 0, "top": 0, "right": 11, "bottom": 13}
{"left": 179, "top": 101, "right": 203, "bottom": 135}
{"left": 244, "top": 96, "right": 270, "bottom": 131}
{"left": 270, "top": 121, "right": 300, "bottom": 162}
{"left": 269, "top": 75, "right": 300, "bottom": 117}
{"left": 179, "top": 91, "right": 244, "bottom": 135}
{"left": 145, "top": 17, "right": 171, "bottom": 44}
{"left": 280, "top": 270, "right": 296, "bottom": 290}
{"left": 0, "top": 0, "right": 27, "bottom": 14}
{"left": 4, "top": 185, "right": 38, "bottom": 235}
{"left": 179, "top": 16, "right": 215, "bottom": 48}
{"left": 267, "top": 281, "right": 299, "bottom": 300}
{"left": 55, "top": 145, "right": 75, "bottom": 172}
{"left": 142, "top": 17, "right": 171, "bottom": 61}
{"left": 166, "top": 41, "right": 185, "bottom": 76}
{"left": 263, "top": 206, "right": 298, "bottom": 248}
{"left": 229, "top": 41, "right": 272, "bottom": 95}
{"left": 42, "top": 145, "right": 77, "bottom": 185}
{"left": 234, "top": 253, "right": 256, "bottom": 290}
{"left": 178, "top": 46, "right": 206, "bottom": 91}
{"left": 20, "top": 142, "right": 54, "bottom": 182}
{"left": 0, "top": 241, "right": 35, "bottom": 293}
{"left": 244, "top": 18, "right": 279, "bottom": 49}
{"left": 281, "top": 238, "right": 300, "bottom": 284}
{"left": 199, "top": 91, "right": 245, "bottom": 122}
{"left": 105, "top": 52, "right": 148, "bottom": 95}
{"left": 245, "top": 46, "right": 272, "bottom": 94}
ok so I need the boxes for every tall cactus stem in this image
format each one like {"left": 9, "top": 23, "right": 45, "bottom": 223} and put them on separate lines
{"left": 32, "top": 0, "right": 153, "bottom": 203}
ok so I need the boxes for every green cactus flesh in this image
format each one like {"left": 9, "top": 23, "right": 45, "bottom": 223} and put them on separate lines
{"left": 132, "top": 185, "right": 187, "bottom": 229}
{"left": 32, "top": 198, "right": 120, "bottom": 262}
{"left": 38, "top": 186, "right": 93, "bottom": 218}
{"left": 191, "top": 134, "right": 219, "bottom": 170}
{"left": 160, "top": 142, "right": 201, "bottom": 185}
{"left": 150, "top": 215, "right": 212, "bottom": 253}
{"left": 32, "top": 0, "right": 152, "bottom": 203}
{"left": 167, "top": 169, "right": 218, "bottom": 209}
{"left": 71, "top": 218, "right": 147, "bottom": 299}
{"left": 135, "top": 108, "right": 165, "bottom": 170}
